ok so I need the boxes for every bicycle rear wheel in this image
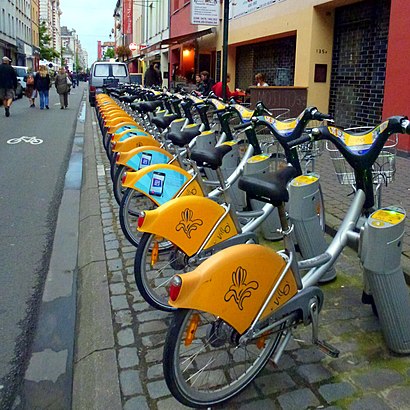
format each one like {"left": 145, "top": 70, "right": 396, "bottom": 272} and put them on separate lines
{"left": 119, "top": 189, "right": 156, "bottom": 247}
{"left": 163, "top": 309, "right": 286, "bottom": 408}
{"left": 134, "top": 233, "right": 192, "bottom": 311}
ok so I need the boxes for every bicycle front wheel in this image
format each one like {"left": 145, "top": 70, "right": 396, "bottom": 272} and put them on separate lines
{"left": 163, "top": 309, "right": 286, "bottom": 408}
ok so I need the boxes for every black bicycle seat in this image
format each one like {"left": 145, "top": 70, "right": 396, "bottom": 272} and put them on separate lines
{"left": 167, "top": 127, "right": 201, "bottom": 147}
{"left": 238, "top": 166, "right": 298, "bottom": 206}
{"left": 190, "top": 144, "right": 232, "bottom": 170}
{"left": 151, "top": 114, "right": 179, "bottom": 130}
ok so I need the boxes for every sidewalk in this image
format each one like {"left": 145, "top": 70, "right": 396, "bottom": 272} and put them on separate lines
{"left": 73, "top": 107, "right": 410, "bottom": 410}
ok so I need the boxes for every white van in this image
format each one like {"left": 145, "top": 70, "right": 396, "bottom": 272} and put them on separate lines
{"left": 88, "top": 61, "right": 130, "bottom": 107}
{"left": 12, "top": 66, "right": 28, "bottom": 90}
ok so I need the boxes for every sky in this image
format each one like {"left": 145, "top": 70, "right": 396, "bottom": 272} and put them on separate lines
{"left": 59, "top": 0, "right": 115, "bottom": 66}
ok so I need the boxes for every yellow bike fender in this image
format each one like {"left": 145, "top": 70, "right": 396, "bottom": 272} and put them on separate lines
{"left": 170, "top": 244, "right": 298, "bottom": 334}
{"left": 107, "top": 121, "right": 138, "bottom": 134}
{"left": 139, "top": 196, "right": 234, "bottom": 256}
{"left": 117, "top": 146, "right": 174, "bottom": 170}
{"left": 112, "top": 128, "right": 147, "bottom": 143}
{"left": 112, "top": 135, "right": 160, "bottom": 153}
{"left": 104, "top": 115, "right": 133, "bottom": 126}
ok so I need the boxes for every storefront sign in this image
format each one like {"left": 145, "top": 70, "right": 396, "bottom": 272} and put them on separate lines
{"left": 230, "top": 0, "right": 286, "bottom": 20}
{"left": 123, "top": 0, "right": 133, "bottom": 34}
{"left": 191, "top": 0, "right": 220, "bottom": 26}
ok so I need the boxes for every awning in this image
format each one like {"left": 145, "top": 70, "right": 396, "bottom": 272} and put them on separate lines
{"left": 139, "top": 27, "right": 215, "bottom": 58}
{"left": 161, "top": 27, "right": 216, "bottom": 46}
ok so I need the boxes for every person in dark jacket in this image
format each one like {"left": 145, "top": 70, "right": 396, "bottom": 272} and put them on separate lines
{"left": 34, "top": 65, "right": 51, "bottom": 109}
{"left": 144, "top": 64, "right": 159, "bottom": 87}
{"left": 199, "top": 71, "right": 214, "bottom": 96}
{"left": 0, "top": 56, "right": 18, "bottom": 117}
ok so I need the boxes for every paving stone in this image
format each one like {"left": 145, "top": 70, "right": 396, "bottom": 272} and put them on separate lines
{"left": 103, "top": 226, "right": 115, "bottom": 234}
{"left": 352, "top": 368, "right": 404, "bottom": 390}
{"left": 139, "top": 320, "right": 168, "bottom": 334}
{"left": 106, "top": 249, "right": 120, "bottom": 260}
{"left": 117, "top": 327, "right": 135, "bottom": 346}
{"left": 348, "top": 394, "right": 391, "bottom": 410}
{"left": 136, "top": 310, "right": 169, "bottom": 322}
{"left": 292, "top": 347, "right": 326, "bottom": 364}
{"left": 132, "top": 302, "right": 148, "bottom": 313}
{"left": 254, "top": 372, "right": 296, "bottom": 395}
{"left": 297, "top": 363, "right": 333, "bottom": 384}
{"left": 119, "top": 370, "right": 143, "bottom": 396}
{"left": 118, "top": 347, "right": 139, "bottom": 369}
{"left": 385, "top": 386, "right": 410, "bottom": 409}
{"left": 146, "top": 379, "right": 170, "bottom": 399}
{"left": 142, "top": 333, "right": 167, "bottom": 349}
{"left": 102, "top": 219, "right": 113, "bottom": 227}
{"left": 318, "top": 381, "right": 356, "bottom": 403}
{"left": 110, "top": 282, "right": 126, "bottom": 295}
{"left": 277, "top": 388, "right": 320, "bottom": 410}
{"left": 111, "top": 295, "right": 129, "bottom": 311}
{"left": 123, "top": 251, "right": 135, "bottom": 260}
{"left": 107, "top": 258, "right": 123, "bottom": 271}
{"left": 145, "top": 345, "right": 164, "bottom": 364}
{"left": 104, "top": 233, "right": 118, "bottom": 242}
{"left": 105, "top": 239, "right": 119, "bottom": 250}
{"left": 147, "top": 363, "right": 164, "bottom": 380}
{"left": 110, "top": 271, "right": 124, "bottom": 283}
{"left": 122, "top": 245, "right": 136, "bottom": 254}
{"left": 238, "top": 398, "right": 278, "bottom": 409}
{"left": 114, "top": 310, "right": 133, "bottom": 327}
{"left": 101, "top": 212, "right": 113, "bottom": 220}
{"left": 123, "top": 396, "right": 150, "bottom": 410}
{"left": 156, "top": 397, "right": 192, "bottom": 410}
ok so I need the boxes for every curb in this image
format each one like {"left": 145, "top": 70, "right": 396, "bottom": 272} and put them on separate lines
{"left": 72, "top": 106, "right": 122, "bottom": 409}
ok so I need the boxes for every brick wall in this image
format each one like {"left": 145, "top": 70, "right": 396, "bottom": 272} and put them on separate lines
{"left": 329, "top": 0, "right": 391, "bottom": 127}
{"left": 235, "top": 36, "right": 296, "bottom": 90}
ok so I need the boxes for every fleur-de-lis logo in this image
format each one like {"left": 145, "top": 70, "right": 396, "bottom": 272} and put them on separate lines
{"left": 224, "top": 267, "right": 259, "bottom": 310}
{"left": 175, "top": 208, "right": 204, "bottom": 238}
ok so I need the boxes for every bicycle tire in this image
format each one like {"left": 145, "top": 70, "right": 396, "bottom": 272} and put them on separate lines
{"left": 113, "top": 165, "right": 128, "bottom": 206}
{"left": 119, "top": 188, "right": 156, "bottom": 247}
{"left": 134, "top": 232, "right": 188, "bottom": 311}
{"left": 163, "top": 308, "right": 286, "bottom": 408}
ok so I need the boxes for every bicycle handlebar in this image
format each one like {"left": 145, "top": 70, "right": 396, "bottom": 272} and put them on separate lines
{"left": 287, "top": 134, "right": 312, "bottom": 148}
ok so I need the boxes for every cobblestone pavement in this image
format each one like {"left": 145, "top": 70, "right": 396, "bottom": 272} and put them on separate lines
{"left": 87, "top": 111, "right": 410, "bottom": 409}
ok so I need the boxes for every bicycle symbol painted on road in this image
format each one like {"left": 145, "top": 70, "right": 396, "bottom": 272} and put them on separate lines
{"left": 7, "top": 136, "right": 43, "bottom": 145}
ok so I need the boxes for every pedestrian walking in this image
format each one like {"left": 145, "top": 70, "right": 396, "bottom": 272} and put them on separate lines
{"left": 25, "top": 71, "right": 36, "bottom": 107}
{"left": 34, "top": 65, "right": 51, "bottom": 109}
{"left": 55, "top": 67, "right": 70, "bottom": 109}
{"left": 0, "top": 56, "right": 18, "bottom": 117}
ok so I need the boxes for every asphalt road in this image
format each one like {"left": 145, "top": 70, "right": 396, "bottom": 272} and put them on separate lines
{"left": 0, "top": 83, "right": 85, "bottom": 406}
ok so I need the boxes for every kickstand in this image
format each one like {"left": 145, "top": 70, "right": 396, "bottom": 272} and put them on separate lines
{"left": 309, "top": 299, "right": 340, "bottom": 358}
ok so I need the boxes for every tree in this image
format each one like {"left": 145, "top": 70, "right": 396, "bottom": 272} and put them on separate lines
{"left": 39, "top": 22, "right": 60, "bottom": 61}
{"left": 104, "top": 47, "right": 115, "bottom": 60}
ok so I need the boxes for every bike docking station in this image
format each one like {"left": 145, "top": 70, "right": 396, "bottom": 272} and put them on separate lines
{"left": 360, "top": 206, "right": 410, "bottom": 354}
{"left": 288, "top": 174, "right": 337, "bottom": 282}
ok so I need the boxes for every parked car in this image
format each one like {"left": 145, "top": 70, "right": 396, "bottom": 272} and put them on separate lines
{"left": 15, "top": 79, "right": 23, "bottom": 99}
{"left": 88, "top": 61, "right": 130, "bottom": 107}
{"left": 12, "top": 65, "right": 28, "bottom": 90}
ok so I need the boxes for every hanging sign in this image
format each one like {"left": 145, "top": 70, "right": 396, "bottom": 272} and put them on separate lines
{"left": 191, "top": 0, "right": 220, "bottom": 26}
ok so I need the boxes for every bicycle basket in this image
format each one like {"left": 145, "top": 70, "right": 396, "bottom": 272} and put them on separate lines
{"left": 326, "top": 126, "right": 398, "bottom": 186}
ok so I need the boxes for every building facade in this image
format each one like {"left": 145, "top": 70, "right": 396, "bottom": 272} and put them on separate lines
{"left": 0, "top": 0, "right": 39, "bottom": 68}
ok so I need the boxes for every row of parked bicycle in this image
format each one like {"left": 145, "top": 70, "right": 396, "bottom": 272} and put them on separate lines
{"left": 94, "top": 84, "right": 410, "bottom": 408}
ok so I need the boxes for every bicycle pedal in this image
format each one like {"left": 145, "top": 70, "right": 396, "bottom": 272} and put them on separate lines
{"left": 314, "top": 339, "right": 340, "bottom": 358}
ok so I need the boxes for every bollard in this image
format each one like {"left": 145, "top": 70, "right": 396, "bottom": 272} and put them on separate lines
{"left": 360, "top": 206, "right": 410, "bottom": 354}
{"left": 288, "top": 174, "right": 336, "bottom": 282}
